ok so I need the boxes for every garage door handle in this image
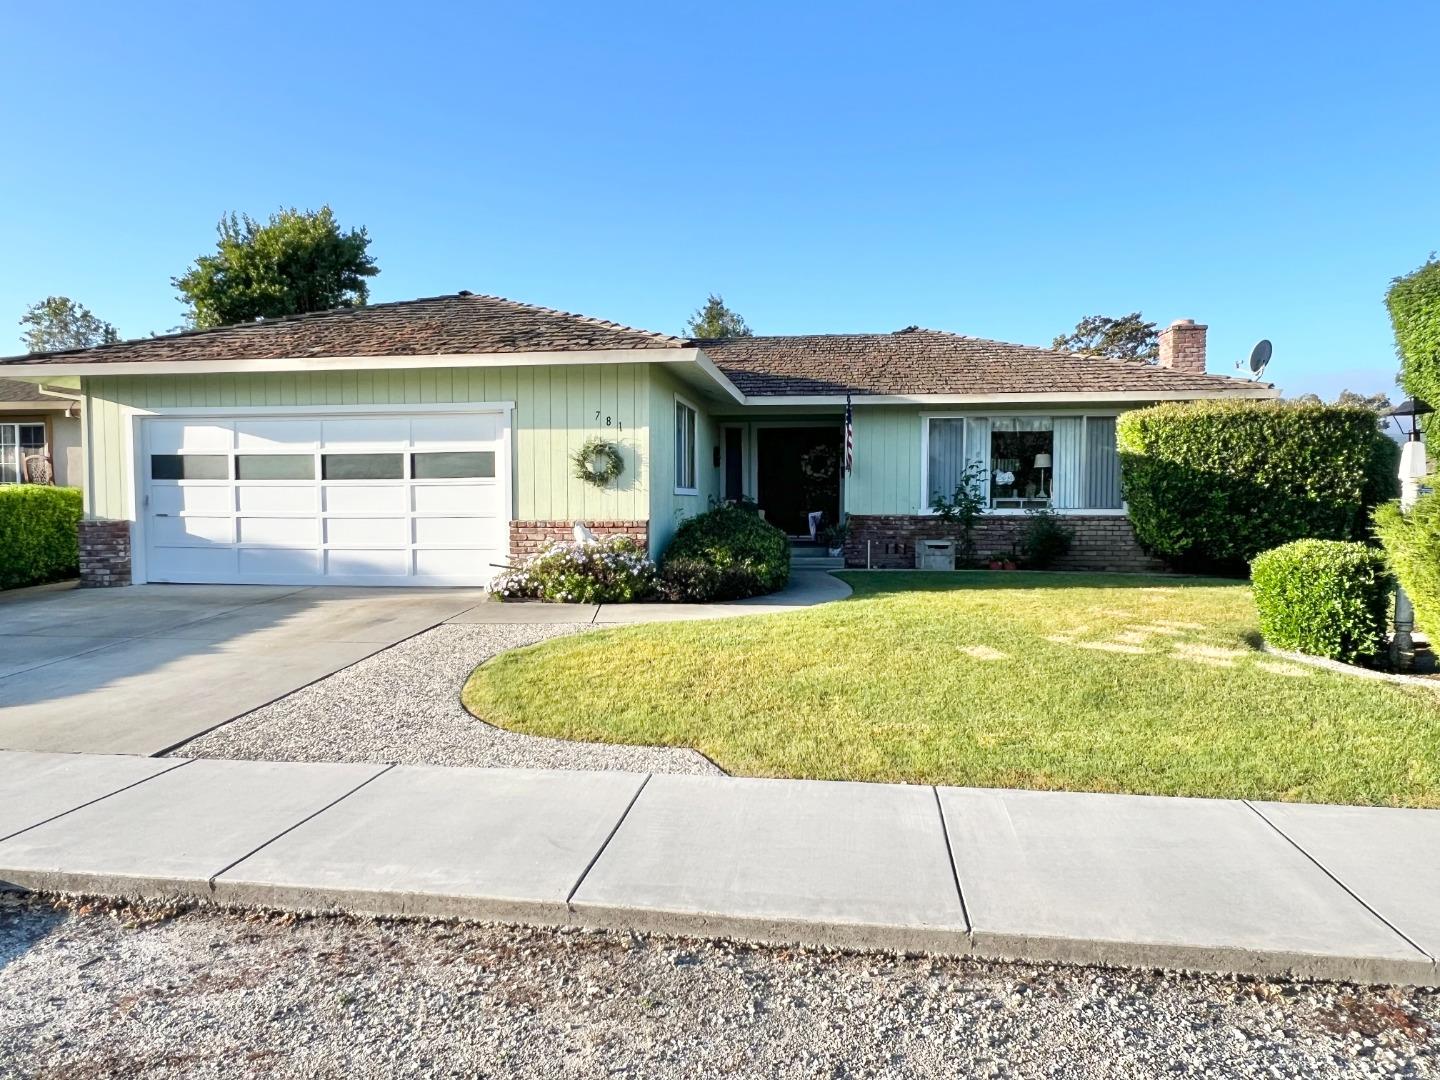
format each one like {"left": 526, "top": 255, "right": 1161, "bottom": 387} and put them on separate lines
{"left": 154, "top": 513, "right": 171, "bottom": 517}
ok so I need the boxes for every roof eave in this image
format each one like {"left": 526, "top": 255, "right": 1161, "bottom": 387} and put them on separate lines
{"left": 0, "top": 347, "right": 699, "bottom": 377}
{"left": 733, "top": 387, "right": 1280, "bottom": 406}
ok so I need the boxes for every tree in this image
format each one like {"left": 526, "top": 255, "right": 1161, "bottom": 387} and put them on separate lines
{"left": 1053, "top": 313, "right": 1158, "bottom": 361}
{"left": 1289, "top": 390, "right": 1393, "bottom": 411}
{"left": 19, "top": 296, "right": 119, "bottom": 353}
{"left": 173, "top": 206, "right": 379, "bottom": 329}
{"left": 1387, "top": 255, "right": 1440, "bottom": 408}
{"left": 686, "top": 293, "right": 752, "bottom": 339}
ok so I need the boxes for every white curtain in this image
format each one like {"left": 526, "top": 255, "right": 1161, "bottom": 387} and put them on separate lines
{"left": 965, "top": 417, "right": 990, "bottom": 503}
{"left": 927, "top": 419, "right": 966, "bottom": 503}
{"left": 1051, "top": 417, "right": 1084, "bottom": 509}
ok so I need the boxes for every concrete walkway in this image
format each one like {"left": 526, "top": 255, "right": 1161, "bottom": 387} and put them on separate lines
{"left": 1, "top": 750, "right": 1436, "bottom": 987}
{"left": 0, "top": 572, "right": 849, "bottom": 756}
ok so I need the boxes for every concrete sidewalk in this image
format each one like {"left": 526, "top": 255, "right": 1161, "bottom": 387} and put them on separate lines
{"left": 0, "top": 750, "right": 1435, "bottom": 986}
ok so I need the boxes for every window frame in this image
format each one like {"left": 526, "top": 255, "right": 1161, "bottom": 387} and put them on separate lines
{"left": 0, "top": 421, "right": 49, "bottom": 485}
{"left": 919, "top": 409, "right": 1128, "bottom": 516}
{"left": 674, "top": 394, "right": 700, "bottom": 496}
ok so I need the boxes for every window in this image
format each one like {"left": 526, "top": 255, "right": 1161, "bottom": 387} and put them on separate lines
{"left": 675, "top": 397, "right": 698, "bottom": 493}
{"left": 411, "top": 451, "right": 495, "bottom": 479}
{"left": 0, "top": 423, "right": 46, "bottom": 484}
{"left": 150, "top": 454, "right": 229, "bottom": 481}
{"left": 236, "top": 454, "right": 314, "bottom": 480}
{"left": 321, "top": 453, "right": 403, "bottom": 480}
{"left": 924, "top": 414, "right": 1123, "bottom": 512}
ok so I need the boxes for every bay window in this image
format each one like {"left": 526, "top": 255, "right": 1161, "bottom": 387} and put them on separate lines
{"left": 924, "top": 414, "right": 1123, "bottom": 512}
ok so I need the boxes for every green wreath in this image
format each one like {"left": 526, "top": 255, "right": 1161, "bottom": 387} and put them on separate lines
{"left": 572, "top": 436, "right": 625, "bottom": 487}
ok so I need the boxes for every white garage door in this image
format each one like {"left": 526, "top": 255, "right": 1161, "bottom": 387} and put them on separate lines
{"left": 140, "top": 410, "right": 509, "bottom": 587}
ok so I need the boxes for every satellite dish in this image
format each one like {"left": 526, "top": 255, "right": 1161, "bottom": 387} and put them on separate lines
{"left": 1247, "top": 339, "right": 1272, "bottom": 380}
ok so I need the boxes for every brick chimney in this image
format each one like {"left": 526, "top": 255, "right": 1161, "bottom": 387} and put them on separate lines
{"left": 1156, "top": 318, "right": 1207, "bottom": 374}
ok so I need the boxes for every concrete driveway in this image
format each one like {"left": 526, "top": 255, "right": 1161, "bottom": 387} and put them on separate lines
{"left": 0, "top": 584, "right": 487, "bottom": 756}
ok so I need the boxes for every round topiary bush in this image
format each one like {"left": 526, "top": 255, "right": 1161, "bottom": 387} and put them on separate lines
{"left": 660, "top": 505, "right": 790, "bottom": 601}
{"left": 1118, "top": 400, "right": 1399, "bottom": 575}
{"left": 1251, "top": 539, "right": 1393, "bottom": 663}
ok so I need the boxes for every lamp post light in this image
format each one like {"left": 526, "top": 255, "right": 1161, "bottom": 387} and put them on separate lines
{"left": 1382, "top": 397, "right": 1432, "bottom": 669}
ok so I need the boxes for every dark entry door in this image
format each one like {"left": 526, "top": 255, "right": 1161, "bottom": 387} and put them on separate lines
{"left": 756, "top": 426, "right": 842, "bottom": 536}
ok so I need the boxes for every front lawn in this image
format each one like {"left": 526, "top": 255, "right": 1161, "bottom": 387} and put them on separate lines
{"left": 461, "top": 572, "right": 1440, "bottom": 806}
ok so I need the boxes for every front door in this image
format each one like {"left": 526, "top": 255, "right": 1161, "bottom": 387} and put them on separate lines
{"left": 756, "top": 426, "right": 842, "bottom": 536}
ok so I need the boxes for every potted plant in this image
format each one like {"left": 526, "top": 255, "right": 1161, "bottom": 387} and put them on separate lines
{"left": 821, "top": 516, "right": 850, "bottom": 558}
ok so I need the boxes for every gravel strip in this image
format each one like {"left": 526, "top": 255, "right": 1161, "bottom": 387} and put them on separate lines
{"left": 1, "top": 895, "right": 1435, "bottom": 1079}
{"left": 176, "top": 624, "right": 720, "bottom": 775}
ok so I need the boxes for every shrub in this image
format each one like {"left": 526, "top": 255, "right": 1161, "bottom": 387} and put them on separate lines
{"left": 657, "top": 556, "right": 765, "bottom": 602}
{"left": 1387, "top": 256, "right": 1440, "bottom": 412}
{"left": 0, "top": 486, "right": 82, "bottom": 590}
{"left": 1118, "top": 400, "right": 1398, "bottom": 574}
{"left": 1251, "top": 540, "right": 1392, "bottom": 663}
{"left": 1373, "top": 494, "right": 1440, "bottom": 636}
{"left": 1018, "top": 508, "right": 1074, "bottom": 569}
{"left": 492, "top": 536, "right": 657, "bottom": 603}
{"left": 661, "top": 505, "right": 789, "bottom": 600}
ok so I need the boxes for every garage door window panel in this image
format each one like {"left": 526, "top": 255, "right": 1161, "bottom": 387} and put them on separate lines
{"left": 236, "top": 454, "right": 315, "bottom": 481}
{"left": 321, "top": 453, "right": 404, "bottom": 481}
{"left": 411, "top": 451, "right": 495, "bottom": 479}
{"left": 151, "top": 454, "right": 230, "bottom": 481}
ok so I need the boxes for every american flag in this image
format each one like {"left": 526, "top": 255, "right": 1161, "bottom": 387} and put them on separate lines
{"left": 844, "top": 394, "right": 854, "bottom": 474}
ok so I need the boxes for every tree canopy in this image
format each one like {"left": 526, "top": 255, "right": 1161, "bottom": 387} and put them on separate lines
{"left": 686, "top": 293, "right": 752, "bottom": 339}
{"left": 1387, "top": 255, "right": 1440, "bottom": 408}
{"left": 1053, "top": 313, "right": 1157, "bottom": 361}
{"left": 173, "top": 206, "right": 379, "bottom": 329}
{"left": 19, "top": 296, "right": 119, "bottom": 353}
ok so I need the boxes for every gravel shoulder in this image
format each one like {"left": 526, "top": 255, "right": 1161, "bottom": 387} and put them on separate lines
{"left": 177, "top": 624, "right": 720, "bottom": 775}
{"left": 1, "top": 894, "right": 1435, "bottom": 1079}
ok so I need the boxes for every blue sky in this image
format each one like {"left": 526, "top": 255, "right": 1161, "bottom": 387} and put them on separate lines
{"left": 2, "top": 1, "right": 1436, "bottom": 399}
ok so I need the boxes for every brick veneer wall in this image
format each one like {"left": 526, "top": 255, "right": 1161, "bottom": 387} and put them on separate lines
{"left": 78, "top": 518, "right": 132, "bottom": 587}
{"left": 843, "top": 514, "right": 1167, "bottom": 573}
{"left": 508, "top": 519, "right": 650, "bottom": 561}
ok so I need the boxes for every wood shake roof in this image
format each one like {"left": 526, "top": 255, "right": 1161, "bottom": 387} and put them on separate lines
{"left": 0, "top": 293, "right": 687, "bottom": 367}
{"left": 0, "top": 294, "right": 1270, "bottom": 399}
{"left": 699, "top": 329, "right": 1267, "bottom": 397}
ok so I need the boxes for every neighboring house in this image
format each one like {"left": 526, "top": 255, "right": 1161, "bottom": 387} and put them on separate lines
{"left": 0, "top": 377, "right": 83, "bottom": 488}
{"left": 0, "top": 294, "right": 1275, "bottom": 587}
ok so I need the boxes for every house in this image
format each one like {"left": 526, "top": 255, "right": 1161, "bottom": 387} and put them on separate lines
{"left": 0, "top": 293, "right": 1276, "bottom": 587}
{"left": 0, "top": 377, "right": 83, "bottom": 488}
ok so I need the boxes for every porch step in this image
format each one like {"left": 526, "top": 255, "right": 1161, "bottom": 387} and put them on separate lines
{"left": 790, "top": 543, "right": 844, "bottom": 571}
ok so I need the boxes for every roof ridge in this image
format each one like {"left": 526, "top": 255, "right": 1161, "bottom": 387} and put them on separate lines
{"left": 467, "top": 293, "right": 685, "bottom": 346}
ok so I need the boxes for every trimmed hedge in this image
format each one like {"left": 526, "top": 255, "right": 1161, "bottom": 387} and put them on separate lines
{"left": 1118, "top": 401, "right": 1399, "bottom": 573}
{"left": 0, "top": 485, "right": 83, "bottom": 589}
{"left": 1388, "top": 256, "right": 1440, "bottom": 412}
{"left": 1251, "top": 540, "right": 1392, "bottom": 663}
{"left": 1373, "top": 494, "right": 1440, "bottom": 637}
{"left": 661, "top": 505, "right": 790, "bottom": 600}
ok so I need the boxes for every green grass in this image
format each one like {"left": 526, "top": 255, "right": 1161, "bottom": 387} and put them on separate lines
{"left": 462, "top": 572, "right": 1440, "bottom": 806}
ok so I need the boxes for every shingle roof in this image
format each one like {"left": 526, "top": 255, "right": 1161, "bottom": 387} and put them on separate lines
{"left": 698, "top": 329, "right": 1268, "bottom": 397}
{"left": 0, "top": 293, "right": 687, "bottom": 367}
{"left": 0, "top": 377, "right": 48, "bottom": 403}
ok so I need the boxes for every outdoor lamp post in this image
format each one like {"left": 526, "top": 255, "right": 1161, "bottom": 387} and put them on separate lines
{"left": 1382, "top": 397, "right": 1432, "bottom": 668}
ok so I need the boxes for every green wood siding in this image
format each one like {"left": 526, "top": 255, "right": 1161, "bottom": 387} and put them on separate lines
{"left": 846, "top": 408, "right": 924, "bottom": 515}
{"left": 82, "top": 366, "right": 653, "bottom": 523}
{"left": 647, "top": 368, "right": 721, "bottom": 554}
